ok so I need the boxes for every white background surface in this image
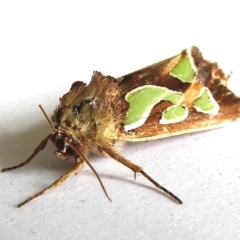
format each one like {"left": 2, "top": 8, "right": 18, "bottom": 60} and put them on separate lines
{"left": 1, "top": 1, "right": 240, "bottom": 240}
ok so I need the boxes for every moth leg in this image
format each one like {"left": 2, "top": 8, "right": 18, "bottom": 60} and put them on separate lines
{"left": 1, "top": 135, "right": 51, "bottom": 172}
{"left": 102, "top": 147, "right": 182, "bottom": 204}
{"left": 74, "top": 156, "right": 85, "bottom": 174}
{"left": 17, "top": 157, "right": 85, "bottom": 207}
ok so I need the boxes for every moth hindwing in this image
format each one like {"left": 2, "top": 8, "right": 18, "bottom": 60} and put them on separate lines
{"left": 2, "top": 46, "right": 240, "bottom": 207}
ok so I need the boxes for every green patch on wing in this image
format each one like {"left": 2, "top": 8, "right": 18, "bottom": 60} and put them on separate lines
{"left": 123, "top": 85, "right": 183, "bottom": 130}
{"left": 160, "top": 105, "right": 188, "bottom": 124}
{"left": 193, "top": 87, "right": 220, "bottom": 114}
{"left": 171, "top": 54, "right": 195, "bottom": 83}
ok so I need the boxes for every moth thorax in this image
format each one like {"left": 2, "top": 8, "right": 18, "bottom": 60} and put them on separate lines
{"left": 73, "top": 98, "right": 97, "bottom": 115}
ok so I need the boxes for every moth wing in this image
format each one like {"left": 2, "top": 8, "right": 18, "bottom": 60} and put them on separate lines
{"left": 118, "top": 47, "right": 240, "bottom": 141}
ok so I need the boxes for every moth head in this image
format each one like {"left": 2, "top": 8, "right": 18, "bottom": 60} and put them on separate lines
{"left": 39, "top": 105, "right": 77, "bottom": 160}
{"left": 50, "top": 131, "right": 75, "bottom": 160}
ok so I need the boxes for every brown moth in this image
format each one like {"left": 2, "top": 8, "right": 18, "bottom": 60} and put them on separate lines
{"left": 2, "top": 46, "right": 240, "bottom": 207}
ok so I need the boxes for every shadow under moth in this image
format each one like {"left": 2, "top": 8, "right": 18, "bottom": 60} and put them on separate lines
{"left": 2, "top": 46, "right": 240, "bottom": 207}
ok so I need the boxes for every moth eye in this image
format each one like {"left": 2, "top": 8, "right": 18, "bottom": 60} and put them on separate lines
{"left": 55, "top": 138, "right": 65, "bottom": 151}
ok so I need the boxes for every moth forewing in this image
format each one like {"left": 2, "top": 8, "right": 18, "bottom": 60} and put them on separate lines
{"left": 2, "top": 46, "right": 240, "bottom": 207}
{"left": 119, "top": 46, "right": 240, "bottom": 141}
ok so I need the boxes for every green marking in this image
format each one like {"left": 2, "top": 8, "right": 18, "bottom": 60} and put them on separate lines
{"left": 160, "top": 105, "right": 188, "bottom": 124}
{"left": 171, "top": 54, "right": 195, "bottom": 83}
{"left": 193, "top": 87, "right": 219, "bottom": 114}
{"left": 123, "top": 85, "right": 183, "bottom": 130}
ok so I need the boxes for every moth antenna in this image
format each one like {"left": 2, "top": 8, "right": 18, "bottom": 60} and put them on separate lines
{"left": 65, "top": 139, "right": 112, "bottom": 202}
{"left": 1, "top": 135, "right": 51, "bottom": 172}
{"left": 39, "top": 105, "right": 55, "bottom": 132}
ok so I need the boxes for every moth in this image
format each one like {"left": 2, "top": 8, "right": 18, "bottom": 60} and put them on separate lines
{"left": 2, "top": 46, "right": 240, "bottom": 207}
